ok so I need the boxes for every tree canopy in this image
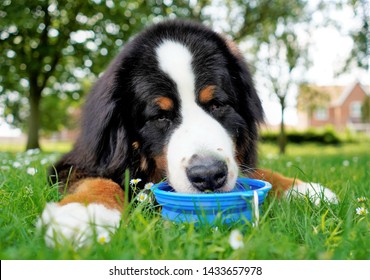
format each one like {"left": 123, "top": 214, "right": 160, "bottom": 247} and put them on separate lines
{"left": 345, "top": 0, "right": 369, "bottom": 71}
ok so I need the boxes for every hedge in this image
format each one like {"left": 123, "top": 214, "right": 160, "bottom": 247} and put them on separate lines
{"left": 260, "top": 127, "right": 342, "bottom": 145}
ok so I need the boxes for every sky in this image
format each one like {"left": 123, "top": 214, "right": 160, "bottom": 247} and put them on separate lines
{"left": 0, "top": 1, "right": 369, "bottom": 137}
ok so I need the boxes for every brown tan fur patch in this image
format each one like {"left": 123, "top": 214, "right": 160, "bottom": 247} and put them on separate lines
{"left": 140, "top": 155, "right": 149, "bottom": 172}
{"left": 58, "top": 178, "right": 125, "bottom": 211}
{"left": 150, "top": 151, "right": 168, "bottom": 182}
{"left": 199, "top": 85, "right": 216, "bottom": 104}
{"left": 155, "top": 96, "right": 173, "bottom": 111}
{"left": 249, "top": 168, "right": 303, "bottom": 197}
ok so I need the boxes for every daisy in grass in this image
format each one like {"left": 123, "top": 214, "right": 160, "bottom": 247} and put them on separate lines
{"left": 229, "top": 230, "right": 244, "bottom": 250}
{"left": 144, "top": 182, "right": 154, "bottom": 190}
{"left": 12, "top": 162, "right": 22, "bottom": 168}
{"left": 137, "top": 191, "right": 149, "bottom": 202}
{"left": 130, "top": 178, "right": 142, "bottom": 185}
{"left": 97, "top": 232, "right": 110, "bottom": 245}
{"left": 357, "top": 197, "right": 367, "bottom": 203}
{"left": 26, "top": 167, "right": 37, "bottom": 176}
{"left": 356, "top": 207, "right": 368, "bottom": 216}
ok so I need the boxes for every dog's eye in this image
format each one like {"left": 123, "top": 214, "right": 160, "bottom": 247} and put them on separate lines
{"left": 157, "top": 114, "right": 169, "bottom": 122}
{"left": 154, "top": 114, "right": 172, "bottom": 129}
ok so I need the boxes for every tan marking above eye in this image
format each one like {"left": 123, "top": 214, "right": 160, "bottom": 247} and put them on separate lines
{"left": 155, "top": 96, "right": 174, "bottom": 111}
{"left": 199, "top": 85, "right": 216, "bottom": 104}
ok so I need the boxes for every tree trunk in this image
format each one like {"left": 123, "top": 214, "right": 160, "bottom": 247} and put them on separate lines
{"left": 26, "top": 81, "right": 41, "bottom": 150}
{"left": 278, "top": 102, "right": 287, "bottom": 154}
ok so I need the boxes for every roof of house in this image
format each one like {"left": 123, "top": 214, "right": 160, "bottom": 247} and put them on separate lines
{"left": 300, "top": 82, "right": 370, "bottom": 107}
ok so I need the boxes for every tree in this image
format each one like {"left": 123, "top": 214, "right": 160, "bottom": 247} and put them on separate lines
{"left": 205, "top": 0, "right": 307, "bottom": 43}
{"left": 362, "top": 95, "right": 370, "bottom": 122}
{"left": 0, "top": 0, "right": 210, "bottom": 150}
{"left": 345, "top": 0, "right": 370, "bottom": 71}
{"left": 256, "top": 26, "right": 310, "bottom": 154}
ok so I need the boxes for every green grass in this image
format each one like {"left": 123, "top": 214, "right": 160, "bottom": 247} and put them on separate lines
{"left": 0, "top": 141, "right": 369, "bottom": 259}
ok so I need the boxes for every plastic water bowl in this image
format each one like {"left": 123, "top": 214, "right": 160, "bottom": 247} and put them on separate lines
{"left": 152, "top": 178, "right": 272, "bottom": 225}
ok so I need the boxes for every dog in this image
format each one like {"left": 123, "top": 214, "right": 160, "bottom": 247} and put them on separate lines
{"left": 38, "top": 20, "right": 338, "bottom": 248}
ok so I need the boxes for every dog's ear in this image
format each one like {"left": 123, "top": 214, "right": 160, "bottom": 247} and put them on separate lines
{"left": 52, "top": 52, "right": 136, "bottom": 185}
{"left": 80, "top": 59, "right": 133, "bottom": 179}
{"left": 225, "top": 39, "right": 264, "bottom": 123}
{"left": 224, "top": 39, "right": 264, "bottom": 169}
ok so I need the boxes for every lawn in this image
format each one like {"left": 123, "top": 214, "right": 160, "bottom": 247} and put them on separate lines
{"left": 0, "top": 141, "right": 369, "bottom": 259}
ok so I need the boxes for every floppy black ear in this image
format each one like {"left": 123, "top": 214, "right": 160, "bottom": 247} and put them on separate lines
{"left": 225, "top": 41, "right": 264, "bottom": 169}
{"left": 51, "top": 52, "right": 135, "bottom": 186}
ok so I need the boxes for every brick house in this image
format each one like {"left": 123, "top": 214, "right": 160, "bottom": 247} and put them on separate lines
{"left": 297, "top": 82, "right": 370, "bottom": 133}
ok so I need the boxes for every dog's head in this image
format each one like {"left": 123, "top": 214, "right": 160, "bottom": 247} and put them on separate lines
{"left": 74, "top": 20, "right": 264, "bottom": 193}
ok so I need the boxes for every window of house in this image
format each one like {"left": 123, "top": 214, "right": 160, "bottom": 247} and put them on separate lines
{"left": 350, "top": 102, "right": 362, "bottom": 118}
{"left": 314, "top": 107, "right": 328, "bottom": 121}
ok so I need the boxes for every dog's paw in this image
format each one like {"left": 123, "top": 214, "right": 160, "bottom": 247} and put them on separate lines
{"left": 285, "top": 182, "right": 339, "bottom": 205}
{"left": 36, "top": 202, "right": 121, "bottom": 248}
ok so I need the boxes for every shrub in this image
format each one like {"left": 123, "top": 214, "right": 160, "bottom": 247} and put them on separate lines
{"left": 260, "top": 127, "right": 341, "bottom": 145}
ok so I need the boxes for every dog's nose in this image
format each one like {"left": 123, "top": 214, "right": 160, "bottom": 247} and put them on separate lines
{"left": 186, "top": 155, "right": 228, "bottom": 192}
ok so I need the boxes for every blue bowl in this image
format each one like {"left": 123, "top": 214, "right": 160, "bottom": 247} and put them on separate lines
{"left": 152, "top": 178, "right": 272, "bottom": 225}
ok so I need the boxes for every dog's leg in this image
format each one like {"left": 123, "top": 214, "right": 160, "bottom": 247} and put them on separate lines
{"left": 37, "top": 178, "right": 124, "bottom": 248}
{"left": 250, "top": 168, "right": 338, "bottom": 205}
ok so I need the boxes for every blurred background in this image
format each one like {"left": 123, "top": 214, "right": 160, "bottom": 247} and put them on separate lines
{"left": 0, "top": 0, "right": 369, "bottom": 154}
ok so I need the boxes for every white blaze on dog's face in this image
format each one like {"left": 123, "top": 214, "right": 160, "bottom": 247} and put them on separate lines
{"left": 156, "top": 40, "right": 238, "bottom": 193}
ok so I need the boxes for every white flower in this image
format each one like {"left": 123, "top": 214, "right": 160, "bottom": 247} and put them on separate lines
{"left": 356, "top": 207, "right": 368, "bottom": 216}
{"left": 286, "top": 161, "right": 293, "bottom": 167}
{"left": 144, "top": 182, "right": 154, "bottom": 190}
{"left": 343, "top": 160, "right": 350, "bottom": 167}
{"left": 12, "top": 162, "right": 22, "bottom": 168}
{"left": 97, "top": 232, "right": 111, "bottom": 244}
{"left": 137, "top": 192, "right": 148, "bottom": 202}
{"left": 40, "top": 158, "right": 49, "bottom": 165}
{"left": 229, "top": 230, "right": 244, "bottom": 250}
{"left": 357, "top": 197, "right": 367, "bottom": 203}
{"left": 1, "top": 166, "right": 10, "bottom": 171}
{"left": 26, "top": 167, "right": 37, "bottom": 176}
{"left": 130, "top": 178, "right": 142, "bottom": 185}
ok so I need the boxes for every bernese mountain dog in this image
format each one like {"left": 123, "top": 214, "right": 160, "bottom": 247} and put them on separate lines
{"left": 38, "top": 20, "right": 337, "bottom": 247}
